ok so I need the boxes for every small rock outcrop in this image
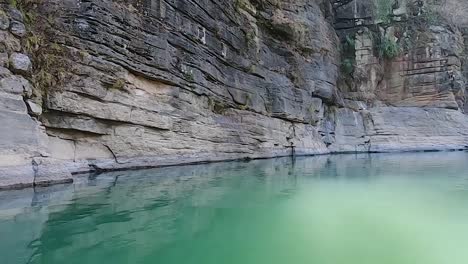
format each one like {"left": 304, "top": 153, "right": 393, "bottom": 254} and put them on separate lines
{"left": 0, "top": 0, "right": 467, "bottom": 189}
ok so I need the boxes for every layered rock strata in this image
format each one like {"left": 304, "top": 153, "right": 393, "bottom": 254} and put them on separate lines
{"left": 0, "top": 0, "right": 467, "bottom": 189}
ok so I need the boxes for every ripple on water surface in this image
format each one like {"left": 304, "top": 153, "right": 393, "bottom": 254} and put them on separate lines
{"left": 1, "top": 152, "right": 468, "bottom": 264}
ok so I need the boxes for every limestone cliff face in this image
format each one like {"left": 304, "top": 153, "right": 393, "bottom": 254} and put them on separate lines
{"left": 327, "top": 0, "right": 468, "bottom": 152}
{"left": 0, "top": 0, "right": 467, "bottom": 188}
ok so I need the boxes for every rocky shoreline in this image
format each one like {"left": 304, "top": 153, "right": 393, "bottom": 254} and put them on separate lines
{"left": 2, "top": 144, "right": 468, "bottom": 190}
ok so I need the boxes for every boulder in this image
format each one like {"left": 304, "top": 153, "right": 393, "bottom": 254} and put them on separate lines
{"left": 9, "top": 53, "right": 31, "bottom": 74}
{"left": 9, "top": 21, "right": 26, "bottom": 37}
{"left": 8, "top": 8, "right": 23, "bottom": 22}
{"left": 26, "top": 100, "right": 42, "bottom": 116}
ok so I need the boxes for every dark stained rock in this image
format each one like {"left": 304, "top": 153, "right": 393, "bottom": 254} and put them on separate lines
{"left": 7, "top": 7, "right": 23, "bottom": 22}
{"left": 9, "top": 20, "right": 26, "bottom": 37}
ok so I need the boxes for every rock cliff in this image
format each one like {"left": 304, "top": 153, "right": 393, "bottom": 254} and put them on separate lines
{"left": 0, "top": 0, "right": 467, "bottom": 188}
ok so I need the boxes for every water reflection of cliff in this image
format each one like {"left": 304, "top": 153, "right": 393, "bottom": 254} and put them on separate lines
{"left": 1, "top": 152, "right": 468, "bottom": 264}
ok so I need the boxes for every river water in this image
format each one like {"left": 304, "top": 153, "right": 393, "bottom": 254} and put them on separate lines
{"left": 1, "top": 152, "right": 468, "bottom": 264}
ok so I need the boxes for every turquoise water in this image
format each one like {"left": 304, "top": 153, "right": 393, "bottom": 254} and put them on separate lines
{"left": 2, "top": 152, "right": 468, "bottom": 264}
